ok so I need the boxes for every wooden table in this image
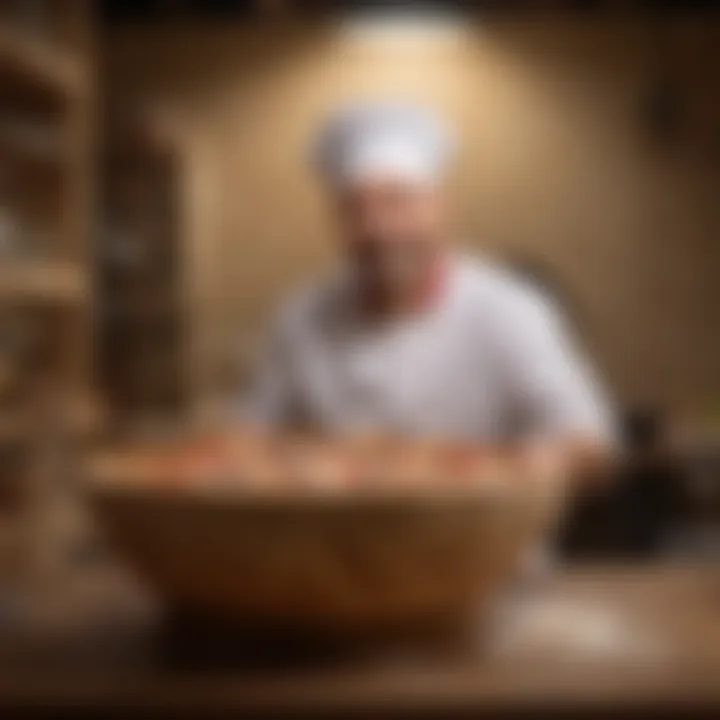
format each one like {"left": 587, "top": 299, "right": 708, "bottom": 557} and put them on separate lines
{"left": 0, "top": 563, "right": 718, "bottom": 717}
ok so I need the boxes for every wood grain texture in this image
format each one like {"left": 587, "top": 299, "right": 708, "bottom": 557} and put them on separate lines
{"left": 0, "top": 564, "right": 718, "bottom": 715}
{"left": 85, "top": 458, "right": 562, "bottom": 626}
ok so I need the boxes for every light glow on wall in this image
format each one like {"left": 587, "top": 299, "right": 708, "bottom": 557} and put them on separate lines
{"left": 341, "top": 8, "right": 468, "bottom": 48}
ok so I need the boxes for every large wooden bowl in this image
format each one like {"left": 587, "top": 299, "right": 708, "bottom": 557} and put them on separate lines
{"left": 85, "top": 454, "right": 563, "bottom": 629}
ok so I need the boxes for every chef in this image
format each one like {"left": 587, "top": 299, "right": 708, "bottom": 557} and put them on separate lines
{"left": 241, "top": 102, "right": 613, "bottom": 466}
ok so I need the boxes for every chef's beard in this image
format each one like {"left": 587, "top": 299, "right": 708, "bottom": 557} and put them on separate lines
{"left": 350, "top": 239, "right": 441, "bottom": 315}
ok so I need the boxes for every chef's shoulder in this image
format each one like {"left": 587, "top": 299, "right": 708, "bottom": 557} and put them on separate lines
{"left": 458, "top": 256, "right": 566, "bottom": 343}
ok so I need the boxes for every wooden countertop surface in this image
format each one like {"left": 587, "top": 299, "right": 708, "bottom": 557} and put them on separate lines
{"left": 0, "top": 563, "right": 718, "bottom": 716}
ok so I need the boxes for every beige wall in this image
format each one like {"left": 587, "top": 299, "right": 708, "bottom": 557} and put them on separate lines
{"left": 103, "top": 16, "right": 720, "bottom": 415}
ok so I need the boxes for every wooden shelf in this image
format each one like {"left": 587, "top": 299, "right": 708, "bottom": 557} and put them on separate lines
{"left": 0, "top": 1, "right": 94, "bottom": 582}
{"left": 0, "top": 25, "right": 86, "bottom": 100}
{"left": 0, "top": 261, "right": 88, "bottom": 306}
{"left": 102, "top": 123, "right": 184, "bottom": 422}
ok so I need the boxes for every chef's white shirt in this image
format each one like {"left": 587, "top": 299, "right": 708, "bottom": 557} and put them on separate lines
{"left": 241, "top": 255, "right": 613, "bottom": 443}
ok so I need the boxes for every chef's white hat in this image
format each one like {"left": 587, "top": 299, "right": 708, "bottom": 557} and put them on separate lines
{"left": 314, "top": 102, "right": 452, "bottom": 187}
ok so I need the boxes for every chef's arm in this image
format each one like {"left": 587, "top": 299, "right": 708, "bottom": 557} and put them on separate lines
{"left": 498, "top": 291, "right": 617, "bottom": 484}
{"left": 235, "top": 312, "right": 295, "bottom": 430}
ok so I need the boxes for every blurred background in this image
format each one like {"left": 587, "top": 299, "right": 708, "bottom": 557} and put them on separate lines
{"left": 0, "top": 2, "right": 718, "bottom": 716}
{"left": 0, "top": 0, "right": 719, "bottom": 607}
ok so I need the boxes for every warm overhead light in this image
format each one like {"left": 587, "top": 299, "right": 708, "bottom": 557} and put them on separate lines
{"left": 341, "top": 5, "right": 466, "bottom": 46}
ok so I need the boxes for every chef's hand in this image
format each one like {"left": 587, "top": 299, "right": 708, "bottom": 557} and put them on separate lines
{"left": 519, "top": 435, "right": 617, "bottom": 492}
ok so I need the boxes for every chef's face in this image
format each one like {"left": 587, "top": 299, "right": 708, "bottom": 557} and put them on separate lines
{"left": 333, "top": 177, "right": 446, "bottom": 300}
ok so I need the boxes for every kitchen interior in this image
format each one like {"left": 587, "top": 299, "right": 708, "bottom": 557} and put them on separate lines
{"left": 0, "top": 0, "right": 719, "bottom": 717}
